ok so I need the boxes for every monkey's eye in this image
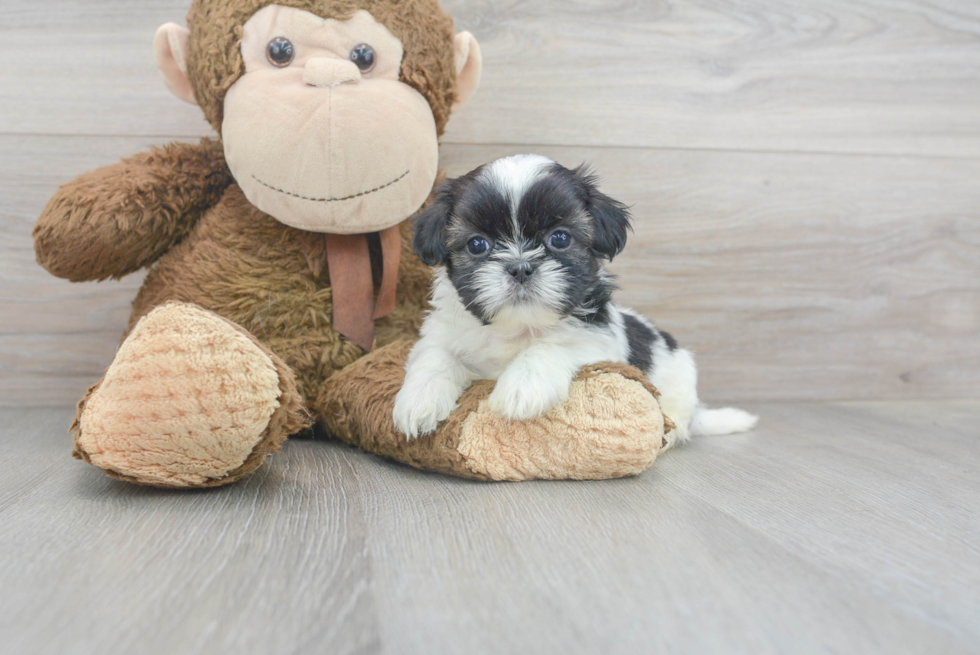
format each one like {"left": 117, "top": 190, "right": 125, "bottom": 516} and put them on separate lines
{"left": 548, "top": 230, "right": 573, "bottom": 250}
{"left": 267, "top": 37, "right": 295, "bottom": 68}
{"left": 467, "top": 237, "right": 491, "bottom": 256}
{"left": 350, "top": 44, "right": 376, "bottom": 73}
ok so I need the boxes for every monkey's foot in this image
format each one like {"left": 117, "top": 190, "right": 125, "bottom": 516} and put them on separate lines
{"left": 72, "top": 303, "right": 308, "bottom": 488}
{"left": 318, "top": 341, "right": 668, "bottom": 481}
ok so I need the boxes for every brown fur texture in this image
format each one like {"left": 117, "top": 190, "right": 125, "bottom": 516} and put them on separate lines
{"left": 35, "top": 0, "right": 665, "bottom": 487}
{"left": 34, "top": 139, "right": 231, "bottom": 282}
{"left": 185, "top": 0, "right": 458, "bottom": 135}
{"left": 126, "top": 183, "right": 430, "bottom": 403}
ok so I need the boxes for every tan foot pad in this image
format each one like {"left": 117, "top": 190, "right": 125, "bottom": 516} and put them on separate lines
{"left": 74, "top": 303, "right": 285, "bottom": 487}
{"left": 457, "top": 364, "right": 666, "bottom": 481}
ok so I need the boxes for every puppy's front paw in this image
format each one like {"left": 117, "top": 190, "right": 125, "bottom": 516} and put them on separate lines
{"left": 393, "top": 380, "right": 460, "bottom": 440}
{"left": 488, "top": 366, "right": 569, "bottom": 421}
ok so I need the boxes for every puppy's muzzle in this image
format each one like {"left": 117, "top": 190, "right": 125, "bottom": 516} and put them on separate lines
{"left": 507, "top": 262, "right": 535, "bottom": 284}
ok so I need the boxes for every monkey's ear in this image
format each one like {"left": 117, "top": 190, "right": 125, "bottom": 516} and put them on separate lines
{"left": 572, "top": 165, "right": 633, "bottom": 261}
{"left": 154, "top": 23, "right": 197, "bottom": 105}
{"left": 413, "top": 181, "right": 458, "bottom": 266}
{"left": 453, "top": 32, "right": 482, "bottom": 109}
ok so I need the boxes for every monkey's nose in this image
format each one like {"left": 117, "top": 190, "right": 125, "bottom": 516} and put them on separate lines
{"left": 507, "top": 262, "right": 535, "bottom": 284}
{"left": 303, "top": 58, "right": 361, "bottom": 88}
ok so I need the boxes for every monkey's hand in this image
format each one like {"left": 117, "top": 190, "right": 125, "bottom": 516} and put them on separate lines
{"left": 34, "top": 138, "right": 231, "bottom": 282}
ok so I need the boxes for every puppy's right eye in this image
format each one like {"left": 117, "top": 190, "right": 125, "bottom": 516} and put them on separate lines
{"left": 467, "top": 237, "right": 490, "bottom": 256}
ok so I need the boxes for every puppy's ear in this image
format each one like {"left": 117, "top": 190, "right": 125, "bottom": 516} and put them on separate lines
{"left": 572, "top": 165, "right": 632, "bottom": 261}
{"left": 413, "top": 180, "right": 457, "bottom": 266}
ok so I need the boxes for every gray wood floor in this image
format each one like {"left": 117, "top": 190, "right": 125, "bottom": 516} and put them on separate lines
{"left": 1, "top": 403, "right": 978, "bottom": 655}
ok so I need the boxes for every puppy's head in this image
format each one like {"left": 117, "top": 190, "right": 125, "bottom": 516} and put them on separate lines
{"left": 413, "top": 154, "right": 631, "bottom": 326}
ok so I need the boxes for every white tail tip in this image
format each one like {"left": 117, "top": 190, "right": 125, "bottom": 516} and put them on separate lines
{"left": 690, "top": 407, "right": 759, "bottom": 437}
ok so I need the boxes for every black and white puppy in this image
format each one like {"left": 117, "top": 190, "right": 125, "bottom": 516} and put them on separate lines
{"left": 393, "top": 154, "right": 757, "bottom": 444}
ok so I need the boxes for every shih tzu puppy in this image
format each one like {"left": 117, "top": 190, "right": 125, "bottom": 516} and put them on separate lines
{"left": 393, "top": 154, "right": 757, "bottom": 445}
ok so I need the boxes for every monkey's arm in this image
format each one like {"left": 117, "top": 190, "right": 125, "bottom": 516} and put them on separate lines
{"left": 34, "top": 138, "right": 231, "bottom": 282}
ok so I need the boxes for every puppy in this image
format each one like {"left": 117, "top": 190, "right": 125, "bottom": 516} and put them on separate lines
{"left": 393, "top": 154, "right": 757, "bottom": 445}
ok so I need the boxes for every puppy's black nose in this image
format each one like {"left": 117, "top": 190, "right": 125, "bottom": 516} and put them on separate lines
{"left": 507, "top": 262, "right": 535, "bottom": 283}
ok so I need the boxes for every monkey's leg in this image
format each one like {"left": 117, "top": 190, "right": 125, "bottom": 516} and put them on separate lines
{"left": 72, "top": 303, "right": 309, "bottom": 488}
{"left": 316, "top": 341, "right": 668, "bottom": 481}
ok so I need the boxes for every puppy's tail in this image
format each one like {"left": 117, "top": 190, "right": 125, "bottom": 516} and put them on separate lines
{"left": 690, "top": 406, "right": 758, "bottom": 437}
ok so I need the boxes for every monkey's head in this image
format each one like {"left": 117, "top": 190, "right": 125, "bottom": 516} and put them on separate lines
{"left": 154, "top": 1, "right": 481, "bottom": 234}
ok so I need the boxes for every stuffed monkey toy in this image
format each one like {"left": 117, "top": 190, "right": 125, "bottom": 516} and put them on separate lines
{"left": 33, "top": 0, "right": 669, "bottom": 488}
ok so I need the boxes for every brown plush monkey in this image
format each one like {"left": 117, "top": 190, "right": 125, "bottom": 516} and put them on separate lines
{"left": 33, "top": 0, "right": 668, "bottom": 488}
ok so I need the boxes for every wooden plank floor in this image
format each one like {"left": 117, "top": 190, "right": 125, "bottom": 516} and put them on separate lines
{"left": 1, "top": 403, "right": 978, "bottom": 654}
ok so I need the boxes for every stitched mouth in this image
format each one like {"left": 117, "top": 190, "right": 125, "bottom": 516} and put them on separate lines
{"left": 252, "top": 170, "right": 410, "bottom": 203}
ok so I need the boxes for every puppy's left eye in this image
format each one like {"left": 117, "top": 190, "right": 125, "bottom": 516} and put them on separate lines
{"left": 548, "top": 231, "right": 572, "bottom": 250}
{"left": 467, "top": 237, "right": 491, "bottom": 256}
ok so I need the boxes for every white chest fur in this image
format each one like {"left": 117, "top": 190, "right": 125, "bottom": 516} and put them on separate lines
{"left": 423, "top": 270, "right": 627, "bottom": 380}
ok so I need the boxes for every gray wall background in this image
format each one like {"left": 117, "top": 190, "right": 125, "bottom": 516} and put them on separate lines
{"left": 1, "top": 0, "right": 978, "bottom": 405}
